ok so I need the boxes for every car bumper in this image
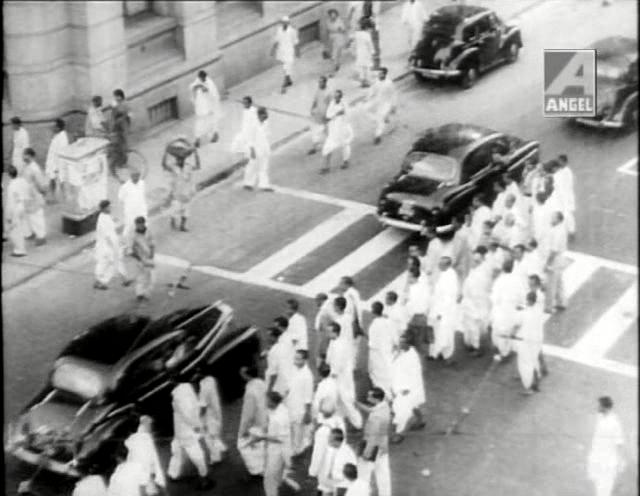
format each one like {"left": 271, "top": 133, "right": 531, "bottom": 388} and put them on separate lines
{"left": 378, "top": 215, "right": 424, "bottom": 232}
{"left": 411, "top": 67, "right": 462, "bottom": 79}
{"left": 8, "top": 446, "right": 81, "bottom": 477}
{"left": 574, "top": 117, "right": 623, "bottom": 129}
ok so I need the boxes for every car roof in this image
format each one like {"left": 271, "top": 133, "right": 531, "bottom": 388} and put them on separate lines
{"left": 589, "top": 36, "right": 637, "bottom": 59}
{"left": 430, "top": 4, "right": 489, "bottom": 24}
{"left": 412, "top": 123, "right": 500, "bottom": 159}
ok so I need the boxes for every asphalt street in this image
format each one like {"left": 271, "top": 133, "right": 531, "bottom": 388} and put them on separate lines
{"left": 3, "top": 1, "right": 638, "bottom": 495}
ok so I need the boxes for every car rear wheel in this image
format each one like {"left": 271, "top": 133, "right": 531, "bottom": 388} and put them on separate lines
{"left": 461, "top": 66, "right": 478, "bottom": 89}
{"left": 623, "top": 102, "right": 638, "bottom": 130}
{"left": 506, "top": 43, "right": 520, "bottom": 63}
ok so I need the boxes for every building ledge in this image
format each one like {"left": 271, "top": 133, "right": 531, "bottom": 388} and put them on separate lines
{"left": 124, "top": 12, "right": 177, "bottom": 48}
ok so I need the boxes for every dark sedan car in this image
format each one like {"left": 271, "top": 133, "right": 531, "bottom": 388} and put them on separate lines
{"left": 574, "top": 36, "right": 638, "bottom": 130}
{"left": 5, "top": 301, "right": 260, "bottom": 478}
{"left": 409, "top": 5, "right": 522, "bottom": 88}
{"left": 377, "top": 123, "right": 539, "bottom": 231}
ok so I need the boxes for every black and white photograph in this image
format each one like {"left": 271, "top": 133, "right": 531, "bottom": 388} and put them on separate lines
{"left": 2, "top": 1, "right": 637, "bottom": 495}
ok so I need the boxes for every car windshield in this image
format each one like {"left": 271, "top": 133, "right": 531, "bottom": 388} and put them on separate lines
{"left": 597, "top": 61, "right": 626, "bottom": 80}
{"left": 406, "top": 152, "right": 458, "bottom": 182}
{"left": 51, "top": 357, "right": 112, "bottom": 401}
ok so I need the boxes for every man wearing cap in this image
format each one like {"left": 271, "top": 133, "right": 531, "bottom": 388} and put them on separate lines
{"left": 10, "top": 117, "right": 30, "bottom": 174}
{"left": 94, "top": 200, "right": 130, "bottom": 290}
{"left": 428, "top": 254, "right": 460, "bottom": 364}
{"left": 189, "top": 70, "right": 221, "bottom": 147}
{"left": 162, "top": 137, "right": 201, "bottom": 232}
{"left": 272, "top": 16, "right": 299, "bottom": 94}
{"left": 587, "top": 396, "right": 626, "bottom": 496}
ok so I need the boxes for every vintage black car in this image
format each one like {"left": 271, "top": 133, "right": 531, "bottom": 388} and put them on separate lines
{"left": 574, "top": 36, "right": 638, "bottom": 130}
{"left": 409, "top": 5, "right": 522, "bottom": 88}
{"left": 5, "top": 301, "right": 260, "bottom": 478}
{"left": 377, "top": 123, "right": 539, "bottom": 231}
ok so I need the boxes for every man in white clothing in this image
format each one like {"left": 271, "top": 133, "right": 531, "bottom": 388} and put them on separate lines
{"left": 322, "top": 89, "right": 354, "bottom": 173}
{"left": 85, "top": 96, "right": 108, "bottom": 138}
{"left": 365, "top": 67, "right": 397, "bottom": 144}
{"left": 351, "top": 19, "right": 375, "bottom": 87}
{"left": 72, "top": 467, "right": 108, "bottom": 496}
{"left": 470, "top": 194, "right": 493, "bottom": 249}
{"left": 587, "top": 396, "right": 626, "bottom": 496}
{"left": 117, "top": 169, "right": 148, "bottom": 243}
{"left": 421, "top": 226, "right": 451, "bottom": 287}
{"left": 286, "top": 350, "right": 314, "bottom": 456}
{"left": 367, "top": 302, "right": 395, "bottom": 397}
{"left": 123, "top": 415, "right": 166, "bottom": 495}
{"left": 272, "top": 16, "right": 299, "bottom": 93}
{"left": 196, "top": 373, "right": 227, "bottom": 465}
{"left": 317, "top": 428, "right": 358, "bottom": 496}
{"left": 491, "top": 259, "right": 526, "bottom": 361}
{"left": 189, "top": 70, "right": 221, "bottom": 147}
{"left": 107, "top": 447, "right": 148, "bottom": 496}
{"left": 237, "top": 366, "right": 268, "bottom": 477}
{"left": 544, "top": 211, "right": 568, "bottom": 314}
{"left": 94, "top": 200, "right": 129, "bottom": 290}
{"left": 167, "top": 381, "right": 214, "bottom": 490}
{"left": 22, "top": 148, "right": 47, "bottom": 245}
{"left": 491, "top": 180, "right": 509, "bottom": 225}
{"left": 232, "top": 95, "right": 259, "bottom": 159}
{"left": 285, "top": 298, "right": 309, "bottom": 352}
{"left": 309, "top": 76, "right": 332, "bottom": 155}
{"left": 384, "top": 291, "right": 409, "bottom": 344}
{"left": 244, "top": 106, "right": 273, "bottom": 191}
{"left": 403, "top": 266, "right": 431, "bottom": 359}
{"left": 313, "top": 363, "right": 340, "bottom": 422}
{"left": 332, "top": 295, "right": 357, "bottom": 360}
{"left": 514, "top": 291, "right": 544, "bottom": 394}
{"left": 553, "top": 154, "right": 576, "bottom": 237}
{"left": 401, "top": 0, "right": 427, "bottom": 50}
{"left": 531, "top": 191, "right": 553, "bottom": 256}
{"left": 5, "top": 166, "right": 30, "bottom": 257}
{"left": 266, "top": 325, "right": 293, "bottom": 396}
{"left": 45, "top": 118, "right": 70, "bottom": 203}
{"left": 460, "top": 248, "right": 492, "bottom": 356}
{"left": 391, "top": 334, "right": 426, "bottom": 443}
{"left": 10, "top": 117, "right": 30, "bottom": 174}
{"left": 429, "top": 255, "right": 460, "bottom": 364}
{"left": 344, "top": 463, "right": 370, "bottom": 496}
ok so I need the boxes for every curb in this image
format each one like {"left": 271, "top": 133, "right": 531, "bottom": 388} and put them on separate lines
{"left": 4, "top": 0, "right": 544, "bottom": 291}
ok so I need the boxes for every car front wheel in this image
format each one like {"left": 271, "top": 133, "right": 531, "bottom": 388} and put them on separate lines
{"left": 461, "top": 66, "right": 478, "bottom": 89}
{"left": 507, "top": 43, "right": 520, "bottom": 63}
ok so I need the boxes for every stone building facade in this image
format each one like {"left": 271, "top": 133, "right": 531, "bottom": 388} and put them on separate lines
{"left": 3, "top": 0, "right": 381, "bottom": 157}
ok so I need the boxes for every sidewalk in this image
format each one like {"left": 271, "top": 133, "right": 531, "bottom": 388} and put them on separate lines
{"left": 1, "top": 0, "right": 545, "bottom": 291}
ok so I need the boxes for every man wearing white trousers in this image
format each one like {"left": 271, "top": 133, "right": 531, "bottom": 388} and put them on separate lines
{"left": 460, "top": 248, "right": 492, "bottom": 356}
{"left": 322, "top": 90, "right": 354, "bottom": 173}
{"left": 401, "top": 0, "right": 428, "bottom": 50}
{"left": 243, "top": 106, "right": 273, "bottom": 191}
{"left": 365, "top": 67, "right": 397, "bottom": 145}
{"left": 189, "top": 70, "right": 221, "bottom": 147}
{"left": 491, "top": 259, "right": 526, "bottom": 361}
{"left": 22, "top": 148, "right": 47, "bottom": 245}
{"left": 94, "top": 200, "right": 130, "bottom": 290}
{"left": 272, "top": 16, "right": 299, "bottom": 94}
{"left": 428, "top": 255, "right": 460, "bottom": 364}
{"left": 286, "top": 350, "right": 314, "bottom": 456}
{"left": 117, "top": 169, "right": 148, "bottom": 243}
{"left": 553, "top": 154, "right": 576, "bottom": 237}
{"left": 356, "top": 387, "right": 392, "bottom": 496}
{"left": 309, "top": 76, "right": 332, "bottom": 155}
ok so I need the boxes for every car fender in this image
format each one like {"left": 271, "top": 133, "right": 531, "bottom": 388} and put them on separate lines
{"left": 613, "top": 90, "right": 638, "bottom": 121}
{"left": 450, "top": 47, "right": 480, "bottom": 70}
{"left": 502, "top": 28, "right": 522, "bottom": 48}
{"left": 443, "top": 183, "right": 478, "bottom": 212}
{"left": 507, "top": 142, "right": 540, "bottom": 177}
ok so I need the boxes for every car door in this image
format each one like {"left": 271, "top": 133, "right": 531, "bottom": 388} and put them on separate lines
{"left": 477, "top": 15, "right": 500, "bottom": 69}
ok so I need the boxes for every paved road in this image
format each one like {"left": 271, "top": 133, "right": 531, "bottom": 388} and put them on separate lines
{"left": 3, "top": 1, "right": 637, "bottom": 495}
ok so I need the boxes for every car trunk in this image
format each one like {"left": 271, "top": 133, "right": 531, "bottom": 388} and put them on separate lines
{"left": 415, "top": 31, "right": 455, "bottom": 68}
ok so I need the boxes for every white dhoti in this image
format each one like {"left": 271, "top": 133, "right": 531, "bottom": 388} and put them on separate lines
{"left": 368, "top": 349, "right": 392, "bottom": 397}
{"left": 26, "top": 208, "right": 46, "bottom": 239}
{"left": 311, "top": 122, "right": 327, "bottom": 146}
{"left": 392, "top": 392, "right": 421, "bottom": 433}
{"left": 430, "top": 313, "right": 457, "bottom": 360}
{"left": 461, "top": 302, "right": 489, "bottom": 350}
{"left": 366, "top": 100, "right": 393, "bottom": 138}
{"left": 337, "top": 378, "right": 362, "bottom": 429}
{"left": 167, "top": 437, "right": 208, "bottom": 479}
{"left": 243, "top": 154, "right": 271, "bottom": 189}
{"left": 491, "top": 309, "right": 518, "bottom": 357}
{"left": 194, "top": 113, "right": 219, "bottom": 143}
{"left": 322, "top": 102, "right": 354, "bottom": 160}
{"left": 358, "top": 453, "right": 391, "bottom": 496}
{"left": 264, "top": 447, "right": 288, "bottom": 496}
{"left": 237, "top": 427, "right": 266, "bottom": 475}
{"left": 588, "top": 456, "right": 621, "bottom": 496}
{"left": 290, "top": 416, "right": 312, "bottom": 456}
{"left": 8, "top": 215, "right": 27, "bottom": 255}
{"left": 95, "top": 249, "right": 126, "bottom": 285}
{"left": 516, "top": 340, "right": 540, "bottom": 389}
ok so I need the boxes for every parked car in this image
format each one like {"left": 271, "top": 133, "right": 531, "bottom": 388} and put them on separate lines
{"left": 409, "top": 5, "right": 522, "bottom": 88}
{"left": 5, "top": 301, "right": 260, "bottom": 478}
{"left": 377, "top": 123, "right": 539, "bottom": 231}
{"left": 573, "top": 36, "right": 638, "bottom": 130}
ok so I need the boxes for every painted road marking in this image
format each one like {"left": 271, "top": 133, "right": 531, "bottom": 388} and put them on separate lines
{"left": 543, "top": 344, "right": 637, "bottom": 379}
{"left": 561, "top": 255, "right": 599, "bottom": 297}
{"left": 246, "top": 208, "right": 367, "bottom": 280}
{"left": 566, "top": 250, "right": 636, "bottom": 275}
{"left": 617, "top": 157, "right": 638, "bottom": 176}
{"left": 272, "top": 185, "right": 377, "bottom": 214}
{"left": 303, "top": 227, "right": 409, "bottom": 295}
{"left": 365, "top": 272, "right": 407, "bottom": 307}
{"left": 571, "top": 284, "right": 638, "bottom": 358}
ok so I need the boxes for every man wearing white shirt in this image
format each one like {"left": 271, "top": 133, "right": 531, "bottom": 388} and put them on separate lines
{"left": 285, "top": 298, "right": 309, "bottom": 352}
{"left": 544, "top": 211, "right": 568, "bottom": 314}
{"left": 232, "top": 95, "right": 259, "bottom": 160}
{"left": 365, "top": 67, "right": 397, "bottom": 144}
{"left": 5, "top": 166, "right": 30, "bottom": 257}
{"left": 333, "top": 296, "right": 356, "bottom": 360}
{"left": 309, "top": 399, "right": 346, "bottom": 480}
{"left": 390, "top": 334, "right": 426, "bottom": 443}
{"left": 339, "top": 276, "right": 364, "bottom": 335}
{"left": 45, "top": 118, "right": 70, "bottom": 202}
{"left": 189, "top": 70, "right": 221, "bottom": 147}
{"left": 322, "top": 90, "right": 354, "bottom": 173}
{"left": 312, "top": 363, "right": 340, "bottom": 422}
{"left": 553, "top": 154, "right": 576, "bottom": 237}
{"left": 401, "top": 0, "right": 427, "bottom": 50}
{"left": 460, "top": 248, "right": 492, "bottom": 356}
{"left": 351, "top": 19, "right": 375, "bottom": 87}
{"left": 428, "top": 255, "right": 460, "bottom": 364}
{"left": 343, "top": 463, "right": 370, "bottom": 496}
{"left": 587, "top": 396, "right": 626, "bottom": 496}
{"left": 244, "top": 106, "right": 273, "bottom": 191}
{"left": 266, "top": 325, "right": 292, "bottom": 396}
{"left": 491, "top": 180, "right": 508, "bottom": 224}
{"left": 10, "top": 117, "right": 30, "bottom": 175}
{"left": 272, "top": 16, "right": 299, "bottom": 93}
{"left": 237, "top": 366, "right": 268, "bottom": 477}
{"left": 107, "top": 448, "right": 148, "bottom": 496}
{"left": 123, "top": 415, "right": 166, "bottom": 495}
{"left": 314, "top": 293, "right": 333, "bottom": 359}
{"left": 470, "top": 194, "right": 493, "bottom": 249}
{"left": 490, "top": 259, "right": 526, "bottom": 361}
{"left": 317, "top": 428, "right": 357, "bottom": 496}
{"left": 522, "top": 239, "right": 545, "bottom": 284}
{"left": 403, "top": 266, "right": 431, "bottom": 358}
{"left": 22, "top": 148, "right": 47, "bottom": 245}
{"left": 514, "top": 291, "right": 544, "bottom": 395}
{"left": 286, "top": 350, "right": 314, "bottom": 456}
{"left": 85, "top": 96, "right": 108, "bottom": 138}
{"left": 531, "top": 192, "right": 553, "bottom": 256}
{"left": 117, "top": 169, "right": 148, "bottom": 243}
{"left": 384, "top": 291, "right": 409, "bottom": 344}
{"left": 422, "top": 226, "right": 451, "bottom": 287}
{"left": 72, "top": 469, "right": 108, "bottom": 496}
{"left": 94, "top": 200, "right": 130, "bottom": 290}
{"left": 367, "top": 302, "right": 395, "bottom": 397}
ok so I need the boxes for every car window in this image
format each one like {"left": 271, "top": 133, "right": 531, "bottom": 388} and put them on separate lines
{"left": 488, "top": 13, "right": 501, "bottom": 30}
{"left": 462, "top": 23, "right": 477, "bottom": 42}
{"left": 476, "top": 16, "right": 492, "bottom": 35}
{"left": 406, "top": 152, "right": 458, "bottom": 182}
{"left": 462, "top": 139, "right": 508, "bottom": 180}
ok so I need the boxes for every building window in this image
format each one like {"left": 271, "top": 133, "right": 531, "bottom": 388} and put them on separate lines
{"left": 123, "top": 0, "right": 152, "bottom": 18}
{"left": 147, "top": 97, "right": 178, "bottom": 127}
{"left": 298, "top": 21, "right": 321, "bottom": 46}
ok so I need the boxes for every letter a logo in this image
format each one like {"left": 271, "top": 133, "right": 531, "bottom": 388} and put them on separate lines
{"left": 543, "top": 49, "right": 596, "bottom": 117}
